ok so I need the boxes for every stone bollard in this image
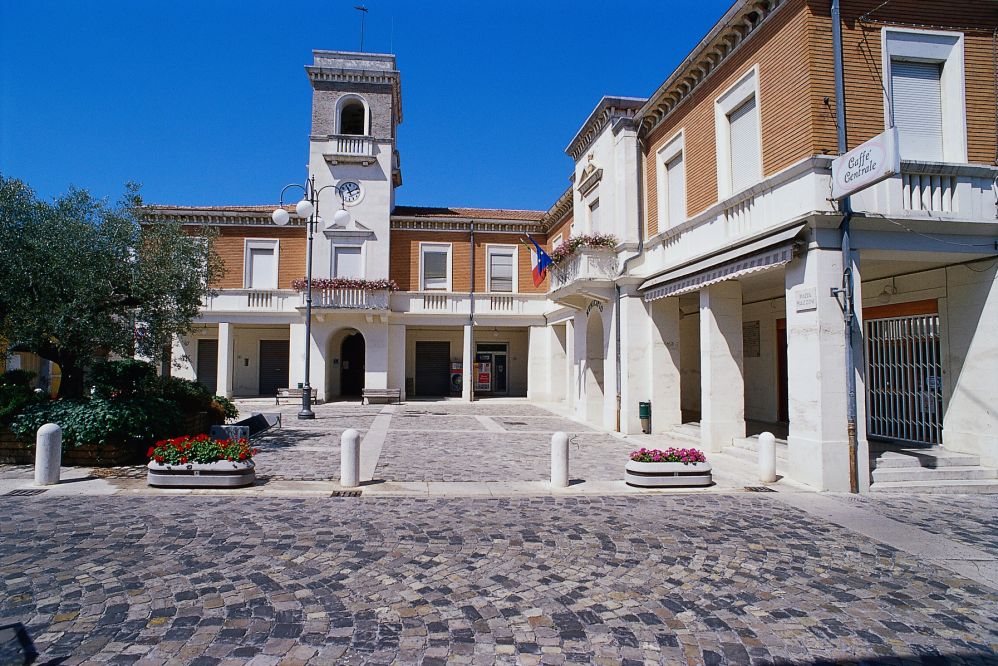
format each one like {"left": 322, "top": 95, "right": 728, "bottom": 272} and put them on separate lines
{"left": 758, "top": 431, "right": 777, "bottom": 483}
{"left": 340, "top": 429, "right": 360, "bottom": 488}
{"left": 35, "top": 423, "right": 62, "bottom": 486}
{"left": 551, "top": 431, "right": 569, "bottom": 488}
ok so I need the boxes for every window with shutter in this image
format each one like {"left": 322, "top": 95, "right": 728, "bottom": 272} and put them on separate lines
{"left": 248, "top": 247, "right": 277, "bottom": 289}
{"left": 489, "top": 251, "right": 514, "bottom": 293}
{"left": 334, "top": 247, "right": 362, "bottom": 278}
{"left": 890, "top": 60, "right": 943, "bottom": 162}
{"left": 666, "top": 152, "right": 685, "bottom": 226}
{"left": 727, "top": 96, "right": 760, "bottom": 194}
{"left": 422, "top": 247, "right": 449, "bottom": 290}
{"left": 588, "top": 199, "right": 600, "bottom": 232}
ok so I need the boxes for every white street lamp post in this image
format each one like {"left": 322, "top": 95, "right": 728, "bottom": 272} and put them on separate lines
{"left": 273, "top": 175, "right": 349, "bottom": 420}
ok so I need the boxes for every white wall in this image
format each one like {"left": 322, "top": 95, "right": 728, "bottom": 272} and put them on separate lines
{"left": 741, "top": 299, "right": 784, "bottom": 423}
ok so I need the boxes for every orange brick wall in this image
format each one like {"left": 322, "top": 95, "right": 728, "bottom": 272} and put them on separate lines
{"left": 212, "top": 227, "right": 307, "bottom": 289}
{"left": 546, "top": 214, "right": 573, "bottom": 249}
{"left": 644, "top": 0, "right": 814, "bottom": 236}
{"left": 389, "top": 229, "right": 549, "bottom": 293}
{"left": 809, "top": 0, "right": 997, "bottom": 160}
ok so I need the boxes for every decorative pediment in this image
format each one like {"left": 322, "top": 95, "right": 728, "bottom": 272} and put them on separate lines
{"left": 577, "top": 162, "right": 603, "bottom": 197}
{"left": 323, "top": 216, "right": 375, "bottom": 241}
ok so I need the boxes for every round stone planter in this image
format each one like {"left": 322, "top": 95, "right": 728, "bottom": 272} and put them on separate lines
{"left": 625, "top": 460, "right": 712, "bottom": 488}
{"left": 147, "top": 460, "right": 256, "bottom": 488}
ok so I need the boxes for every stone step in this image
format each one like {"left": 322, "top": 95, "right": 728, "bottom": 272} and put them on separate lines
{"left": 872, "top": 448, "right": 981, "bottom": 469}
{"left": 733, "top": 436, "right": 789, "bottom": 461}
{"left": 872, "top": 465, "right": 998, "bottom": 483}
{"left": 869, "top": 478, "right": 998, "bottom": 494}
{"left": 663, "top": 424, "right": 701, "bottom": 445}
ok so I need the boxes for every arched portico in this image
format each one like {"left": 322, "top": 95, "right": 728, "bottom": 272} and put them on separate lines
{"left": 325, "top": 328, "right": 366, "bottom": 400}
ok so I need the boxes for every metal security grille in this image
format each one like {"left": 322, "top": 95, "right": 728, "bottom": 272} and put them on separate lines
{"left": 865, "top": 314, "right": 942, "bottom": 445}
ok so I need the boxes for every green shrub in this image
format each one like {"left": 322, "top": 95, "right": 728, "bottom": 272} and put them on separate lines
{"left": 211, "top": 395, "right": 238, "bottom": 421}
{"left": 89, "top": 359, "right": 158, "bottom": 398}
{"left": 11, "top": 396, "right": 183, "bottom": 448}
{"left": 1, "top": 369, "right": 36, "bottom": 387}
{"left": 154, "top": 376, "right": 237, "bottom": 422}
{"left": 0, "top": 383, "right": 46, "bottom": 424}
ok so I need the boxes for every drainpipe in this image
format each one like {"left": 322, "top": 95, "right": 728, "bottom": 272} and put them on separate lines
{"left": 832, "top": 0, "right": 860, "bottom": 493}
{"left": 615, "top": 128, "right": 647, "bottom": 432}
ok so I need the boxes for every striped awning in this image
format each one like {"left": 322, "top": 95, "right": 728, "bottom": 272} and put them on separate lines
{"left": 641, "top": 224, "right": 804, "bottom": 302}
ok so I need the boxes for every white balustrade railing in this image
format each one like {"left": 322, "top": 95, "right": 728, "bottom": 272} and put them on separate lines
{"left": 332, "top": 134, "right": 375, "bottom": 158}
{"left": 901, "top": 171, "right": 958, "bottom": 214}
{"left": 205, "top": 289, "right": 295, "bottom": 313}
{"left": 246, "top": 290, "right": 274, "bottom": 309}
{"left": 550, "top": 248, "right": 618, "bottom": 292}
{"left": 314, "top": 288, "right": 389, "bottom": 310}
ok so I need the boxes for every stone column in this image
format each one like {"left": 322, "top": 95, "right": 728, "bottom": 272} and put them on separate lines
{"left": 289, "top": 322, "right": 307, "bottom": 391}
{"left": 387, "top": 324, "right": 407, "bottom": 401}
{"left": 618, "top": 293, "right": 652, "bottom": 435}
{"left": 216, "top": 323, "right": 234, "bottom": 398}
{"left": 650, "top": 296, "right": 682, "bottom": 435}
{"left": 564, "top": 319, "right": 576, "bottom": 410}
{"left": 461, "top": 324, "right": 473, "bottom": 401}
{"left": 785, "top": 247, "right": 868, "bottom": 491}
{"left": 526, "top": 325, "right": 548, "bottom": 402}
{"left": 699, "top": 281, "right": 745, "bottom": 452}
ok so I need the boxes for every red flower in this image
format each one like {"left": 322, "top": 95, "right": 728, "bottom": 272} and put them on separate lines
{"left": 180, "top": 456, "right": 188, "bottom": 464}
{"left": 147, "top": 447, "right": 155, "bottom": 458}
{"left": 238, "top": 452, "right": 246, "bottom": 460}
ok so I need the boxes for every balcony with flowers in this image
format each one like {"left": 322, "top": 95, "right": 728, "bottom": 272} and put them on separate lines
{"left": 548, "top": 234, "right": 619, "bottom": 307}
{"left": 291, "top": 277, "right": 398, "bottom": 310}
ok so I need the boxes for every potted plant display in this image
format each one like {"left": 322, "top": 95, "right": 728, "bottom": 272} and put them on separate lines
{"left": 147, "top": 434, "right": 258, "bottom": 488}
{"left": 625, "top": 447, "right": 712, "bottom": 488}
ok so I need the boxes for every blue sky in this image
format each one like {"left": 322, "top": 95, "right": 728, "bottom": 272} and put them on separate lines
{"left": 1, "top": 1, "right": 734, "bottom": 212}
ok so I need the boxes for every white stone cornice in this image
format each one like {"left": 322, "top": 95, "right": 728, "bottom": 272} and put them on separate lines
{"left": 389, "top": 218, "right": 542, "bottom": 234}
{"left": 565, "top": 96, "right": 646, "bottom": 161}
{"left": 140, "top": 207, "right": 306, "bottom": 227}
{"left": 540, "top": 187, "right": 573, "bottom": 231}
{"left": 638, "top": 0, "right": 785, "bottom": 138}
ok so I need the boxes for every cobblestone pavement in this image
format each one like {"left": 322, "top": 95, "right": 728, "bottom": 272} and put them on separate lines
{"left": 1, "top": 494, "right": 996, "bottom": 665}
{"left": 837, "top": 493, "right": 998, "bottom": 554}
{"left": 377, "top": 432, "right": 634, "bottom": 483}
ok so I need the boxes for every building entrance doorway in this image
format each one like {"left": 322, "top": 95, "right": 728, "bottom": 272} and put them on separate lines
{"left": 340, "top": 332, "right": 365, "bottom": 396}
{"left": 475, "top": 343, "right": 508, "bottom": 395}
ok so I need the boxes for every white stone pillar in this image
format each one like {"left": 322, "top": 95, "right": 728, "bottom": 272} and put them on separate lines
{"left": 650, "top": 297, "right": 682, "bottom": 434}
{"left": 564, "top": 319, "right": 575, "bottom": 410}
{"left": 364, "top": 324, "right": 388, "bottom": 390}
{"left": 216, "top": 323, "right": 234, "bottom": 398}
{"left": 461, "top": 324, "right": 473, "bottom": 401}
{"left": 699, "top": 281, "right": 745, "bottom": 452}
{"left": 526, "top": 325, "right": 548, "bottom": 402}
{"left": 387, "top": 324, "right": 407, "bottom": 401}
{"left": 618, "top": 293, "right": 653, "bottom": 435}
{"left": 785, "top": 247, "right": 867, "bottom": 491}
{"left": 289, "top": 322, "right": 307, "bottom": 391}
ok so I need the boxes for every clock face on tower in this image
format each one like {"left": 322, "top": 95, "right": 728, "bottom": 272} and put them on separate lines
{"left": 338, "top": 181, "right": 362, "bottom": 205}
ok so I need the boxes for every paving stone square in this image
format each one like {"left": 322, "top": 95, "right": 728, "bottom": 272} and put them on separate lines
{"left": 1, "top": 494, "right": 996, "bottom": 665}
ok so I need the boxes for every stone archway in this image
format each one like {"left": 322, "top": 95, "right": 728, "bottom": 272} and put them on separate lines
{"left": 340, "top": 332, "right": 366, "bottom": 396}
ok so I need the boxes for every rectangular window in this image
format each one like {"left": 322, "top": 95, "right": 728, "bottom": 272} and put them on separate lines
{"left": 488, "top": 249, "right": 514, "bottom": 293}
{"left": 551, "top": 233, "right": 563, "bottom": 251}
{"left": 333, "top": 246, "right": 362, "bottom": 279}
{"left": 666, "top": 152, "right": 685, "bottom": 226}
{"left": 890, "top": 60, "right": 943, "bottom": 162}
{"left": 421, "top": 245, "right": 450, "bottom": 291}
{"left": 588, "top": 199, "right": 600, "bottom": 232}
{"left": 728, "top": 96, "right": 760, "bottom": 194}
{"left": 248, "top": 247, "right": 277, "bottom": 289}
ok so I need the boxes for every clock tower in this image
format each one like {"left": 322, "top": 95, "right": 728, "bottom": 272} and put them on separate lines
{"left": 305, "top": 51, "right": 402, "bottom": 281}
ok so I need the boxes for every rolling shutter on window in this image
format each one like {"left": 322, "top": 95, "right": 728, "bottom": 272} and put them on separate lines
{"left": 890, "top": 60, "right": 943, "bottom": 162}
{"left": 728, "top": 96, "right": 760, "bottom": 194}
{"left": 334, "top": 247, "right": 362, "bottom": 278}
{"left": 666, "top": 152, "right": 685, "bottom": 226}
{"left": 423, "top": 251, "right": 448, "bottom": 289}
{"left": 490, "top": 253, "right": 513, "bottom": 292}
{"left": 249, "top": 248, "right": 276, "bottom": 289}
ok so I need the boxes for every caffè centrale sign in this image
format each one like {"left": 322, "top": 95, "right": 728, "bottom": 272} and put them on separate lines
{"left": 831, "top": 127, "right": 900, "bottom": 200}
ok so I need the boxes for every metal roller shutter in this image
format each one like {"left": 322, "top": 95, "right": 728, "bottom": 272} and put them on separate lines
{"left": 890, "top": 60, "right": 943, "bottom": 162}
{"left": 728, "top": 96, "right": 760, "bottom": 194}
{"left": 259, "top": 340, "right": 289, "bottom": 397}
{"left": 414, "top": 341, "right": 451, "bottom": 396}
{"left": 196, "top": 339, "right": 218, "bottom": 394}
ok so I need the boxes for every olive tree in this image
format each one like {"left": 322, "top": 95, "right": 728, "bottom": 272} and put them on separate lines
{"left": 0, "top": 176, "right": 222, "bottom": 398}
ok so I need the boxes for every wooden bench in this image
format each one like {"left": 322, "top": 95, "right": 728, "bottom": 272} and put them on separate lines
{"left": 362, "top": 388, "right": 402, "bottom": 405}
{"left": 275, "top": 387, "right": 317, "bottom": 405}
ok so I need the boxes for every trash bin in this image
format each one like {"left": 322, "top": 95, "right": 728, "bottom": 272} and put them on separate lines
{"left": 639, "top": 401, "right": 651, "bottom": 434}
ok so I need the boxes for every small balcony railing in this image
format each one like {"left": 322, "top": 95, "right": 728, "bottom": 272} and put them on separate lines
{"left": 323, "top": 134, "right": 376, "bottom": 165}
{"left": 203, "top": 289, "right": 297, "bottom": 313}
{"left": 312, "top": 287, "right": 389, "bottom": 310}
{"left": 550, "top": 248, "right": 618, "bottom": 292}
